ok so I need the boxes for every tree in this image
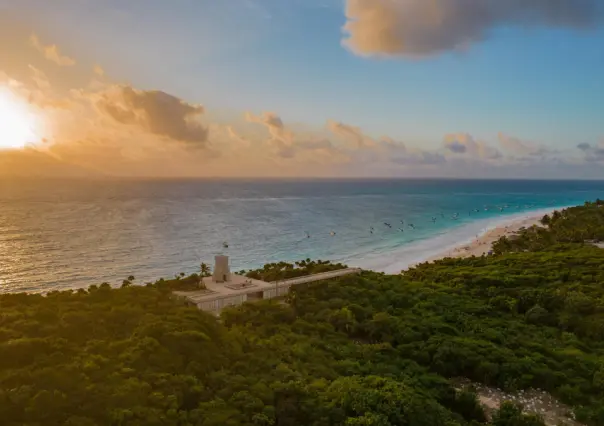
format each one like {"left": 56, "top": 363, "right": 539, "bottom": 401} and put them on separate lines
{"left": 2, "top": 203, "right": 604, "bottom": 425}
{"left": 200, "top": 263, "right": 211, "bottom": 277}
{"left": 491, "top": 402, "right": 545, "bottom": 426}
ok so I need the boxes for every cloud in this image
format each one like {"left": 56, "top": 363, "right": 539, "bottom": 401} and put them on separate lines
{"left": 498, "top": 132, "right": 550, "bottom": 157}
{"left": 245, "top": 111, "right": 296, "bottom": 157}
{"left": 498, "top": 132, "right": 532, "bottom": 154}
{"left": 418, "top": 151, "right": 447, "bottom": 165}
{"left": 0, "top": 66, "right": 73, "bottom": 110}
{"left": 93, "top": 65, "right": 105, "bottom": 77}
{"left": 348, "top": 134, "right": 442, "bottom": 167}
{"left": 378, "top": 136, "right": 407, "bottom": 156}
{"left": 226, "top": 125, "right": 251, "bottom": 147}
{"left": 94, "top": 85, "right": 209, "bottom": 146}
{"left": 342, "top": 0, "right": 602, "bottom": 58}
{"left": 445, "top": 140, "right": 467, "bottom": 154}
{"left": 323, "top": 126, "right": 410, "bottom": 166}
{"left": 245, "top": 111, "right": 346, "bottom": 160}
{"left": 444, "top": 133, "right": 502, "bottom": 159}
{"left": 245, "top": 111, "right": 291, "bottom": 144}
{"left": 3, "top": 28, "right": 602, "bottom": 178}
{"left": 391, "top": 149, "right": 446, "bottom": 166}
{"left": 327, "top": 119, "right": 375, "bottom": 148}
{"left": 297, "top": 139, "right": 334, "bottom": 150}
{"left": 30, "top": 34, "right": 76, "bottom": 66}
{"left": 576, "top": 141, "right": 604, "bottom": 163}
{"left": 380, "top": 135, "right": 404, "bottom": 148}
{"left": 27, "top": 65, "right": 50, "bottom": 91}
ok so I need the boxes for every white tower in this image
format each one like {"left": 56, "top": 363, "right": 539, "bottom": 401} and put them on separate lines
{"left": 213, "top": 255, "right": 231, "bottom": 283}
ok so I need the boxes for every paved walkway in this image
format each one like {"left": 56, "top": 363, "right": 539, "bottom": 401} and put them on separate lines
{"left": 271, "top": 267, "right": 362, "bottom": 286}
{"left": 176, "top": 267, "right": 363, "bottom": 314}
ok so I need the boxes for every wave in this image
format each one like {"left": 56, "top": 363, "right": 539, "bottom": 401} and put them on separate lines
{"left": 345, "top": 205, "right": 571, "bottom": 274}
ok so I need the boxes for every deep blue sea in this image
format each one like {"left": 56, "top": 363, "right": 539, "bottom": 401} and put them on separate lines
{"left": 1, "top": 178, "right": 603, "bottom": 293}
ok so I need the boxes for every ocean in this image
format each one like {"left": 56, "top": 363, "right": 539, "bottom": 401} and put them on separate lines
{"left": 1, "top": 178, "right": 603, "bottom": 293}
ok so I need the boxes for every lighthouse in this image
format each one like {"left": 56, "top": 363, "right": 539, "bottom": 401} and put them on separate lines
{"left": 212, "top": 255, "right": 231, "bottom": 283}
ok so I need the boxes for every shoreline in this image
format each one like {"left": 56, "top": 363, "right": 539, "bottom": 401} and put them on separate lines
{"left": 422, "top": 209, "right": 551, "bottom": 263}
{"left": 351, "top": 206, "right": 569, "bottom": 274}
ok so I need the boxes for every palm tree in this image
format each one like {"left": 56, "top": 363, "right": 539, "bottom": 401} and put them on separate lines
{"left": 197, "top": 263, "right": 211, "bottom": 289}
{"left": 200, "top": 263, "right": 211, "bottom": 277}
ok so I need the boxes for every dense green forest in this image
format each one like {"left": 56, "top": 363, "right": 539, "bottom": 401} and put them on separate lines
{"left": 492, "top": 199, "right": 604, "bottom": 253}
{"left": 153, "top": 259, "right": 347, "bottom": 292}
{"left": 1, "top": 202, "right": 604, "bottom": 425}
{"left": 241, "top": 259, "right": 347, "bottom": 282}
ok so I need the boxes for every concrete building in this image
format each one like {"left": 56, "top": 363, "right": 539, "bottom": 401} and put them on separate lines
{"left": 212, "top": 255, "right": 231, "bottom": 283}
{"left": 174, "top": 256, "right": 362, "bottom": 314}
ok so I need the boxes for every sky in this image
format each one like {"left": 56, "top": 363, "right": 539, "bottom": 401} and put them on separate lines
{"left": 0, "top": 0, "right": 603, "bottom": 178}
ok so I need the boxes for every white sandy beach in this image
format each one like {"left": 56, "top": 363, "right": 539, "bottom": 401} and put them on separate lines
{"left": 352, "top": 207, "right": 568, "bottom": 274}
{"left": 423, "top": 211, "right": 549, "bottom": 263}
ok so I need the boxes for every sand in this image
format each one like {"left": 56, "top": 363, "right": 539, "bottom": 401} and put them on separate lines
{"left": 352, "top": 207, "right": 567, "bottom": 274}
{"left": 422, "top": 211, "right": 550, "bottom": 264}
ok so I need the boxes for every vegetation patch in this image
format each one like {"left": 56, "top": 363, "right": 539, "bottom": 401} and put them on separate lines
{"left": 1, "top": 203, "right": 604, "bottom": 425}
{"left": 241, "top": 259, "right": 347, "bottom": 282}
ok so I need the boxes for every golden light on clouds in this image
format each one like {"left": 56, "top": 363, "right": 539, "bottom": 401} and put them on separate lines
{"left": 29, "top": 34, "right": 76, "bottom": 67}
{"left": 0, "top": 5, "right": 595, "bottom": 178}
{"left": 0, "top": 86, "right": 41, "bottom": 150}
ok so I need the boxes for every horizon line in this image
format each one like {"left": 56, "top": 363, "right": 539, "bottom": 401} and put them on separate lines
{"left": 3, "top": 176, "right": 604, "bottom": 182}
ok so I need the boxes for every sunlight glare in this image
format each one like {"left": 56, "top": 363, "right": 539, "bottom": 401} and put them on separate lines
{"left": 0, "top": 87, "right": 39, "bottom": 150}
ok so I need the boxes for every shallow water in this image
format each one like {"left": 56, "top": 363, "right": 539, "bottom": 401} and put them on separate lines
{"left": 1, "top": 178, "right": 603, "bottom": 293}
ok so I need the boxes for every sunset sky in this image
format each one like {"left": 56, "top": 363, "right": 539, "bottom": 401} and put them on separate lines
{"left": 0, "top": 0, "right": 603, "bottom": 178}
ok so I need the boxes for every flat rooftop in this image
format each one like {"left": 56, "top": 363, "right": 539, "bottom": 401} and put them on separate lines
{"left": 174, "top": 274, "right": 273, "bottom": 304}
{"left": 174, "top": 268, "right": 362, "bottom": 304}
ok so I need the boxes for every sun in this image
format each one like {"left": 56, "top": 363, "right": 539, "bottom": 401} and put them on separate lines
{"left": 0, "top": 87, "right": 39, "bottom": 150}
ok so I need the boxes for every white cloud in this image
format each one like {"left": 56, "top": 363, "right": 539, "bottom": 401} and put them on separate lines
{"left": 342, "top": 0, "right": 602, "bottom": 58}
{"left": 327, "top": 119, "right": 376, "bottom": 148}
{"left": 498, "top": 132, "right": 552, "bottom": 158}
{"left": 444, "top": 133, "right": 502, "bottom": 160}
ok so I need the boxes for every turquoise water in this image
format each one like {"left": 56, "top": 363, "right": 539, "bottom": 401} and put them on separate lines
{"left": 0, "top": 178, "right": 603, "bottom": 293}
